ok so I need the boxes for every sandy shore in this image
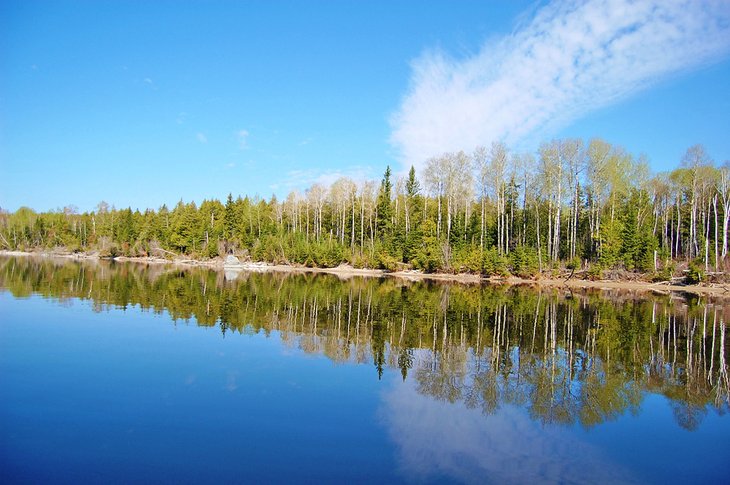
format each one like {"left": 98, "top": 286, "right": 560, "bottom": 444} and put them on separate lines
{"left": 2, "top": 249, "right": 729, "bottom": 297}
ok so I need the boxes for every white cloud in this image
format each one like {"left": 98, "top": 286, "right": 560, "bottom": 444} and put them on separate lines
{"left": 225, "top": 370, "right": 239, "bottom": 392}
{"left": 226, "top": 162, "right": 236, "bottom": 169}
{"left": 380, "top": 375, "right": 641, "bottom": 484}
{"left": 276, "top": 166, "right": 375, "bottom": 192}
{"left": 312, "top": 168, "right": 369, "bottom": 187}
{"left": 141, "top": 77, "right": 158, "bottom": 91}
{"left": 237, "top": 129, "right": 250, "bottom": 149}
{"left": 196, "top": 132, "right": 208, "bottom": 144}
{"left": 390, "top": 0, "right": 730, "bottom": 170}
{"left": 176, "top": 112, "right": 187, "bottom": 125}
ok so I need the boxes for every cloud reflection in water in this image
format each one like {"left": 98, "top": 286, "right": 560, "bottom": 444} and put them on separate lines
{"left": 380, "top": 376, "right": 640, "bottom": 484}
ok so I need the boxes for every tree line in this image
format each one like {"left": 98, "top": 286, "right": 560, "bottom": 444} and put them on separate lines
{"left": 1, "top": 139, "right": 728, "bottom": 279}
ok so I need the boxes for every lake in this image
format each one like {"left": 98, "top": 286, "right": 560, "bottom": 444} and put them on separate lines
{"left": 1, "top": 255, "right": 728, "bottom": 484}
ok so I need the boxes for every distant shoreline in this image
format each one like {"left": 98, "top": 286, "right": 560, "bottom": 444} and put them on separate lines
{"left": 2, "top": 249, "right": 729, "bottom": 298}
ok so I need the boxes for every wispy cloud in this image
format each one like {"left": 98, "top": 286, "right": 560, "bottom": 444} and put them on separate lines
{"left": 141, "top": 76, "right": 158, "bottom": 91}
{"left": 380, "top": 372, "right": 640, "bottom": 484}
{"left": 236, "top": 129, "right": 250, "bottom": 149}
{"left": 176, "top": 112, "right": 187, "bottom": 125}
{"left": 225, "top": 371, "right": 238, "bottom": 392}
{"left": 196, "top": 132, "right": 208, "bottom": 144}
{"left": 274, "top": 166, "right": 375, "bottom": 192}
{"left": 390, "top": 0, "right": 730, "bottom": 169}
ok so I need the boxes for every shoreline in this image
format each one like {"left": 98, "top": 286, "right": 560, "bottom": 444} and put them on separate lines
{"left": 2, "top": 249, "right": 729, "bottom": 298}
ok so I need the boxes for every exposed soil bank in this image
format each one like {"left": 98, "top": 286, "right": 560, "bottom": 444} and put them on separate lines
{"left": 3, "top": 250, "right": 729, "bottom": 298}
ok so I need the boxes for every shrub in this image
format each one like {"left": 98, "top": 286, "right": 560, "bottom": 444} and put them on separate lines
{"left": 286, "top": 237, "right": 310, "bottom": 265}
{"left": 587, "top": 263, "right": 603, "bottom": 280}
{"left": 206, "top": 241, "right": 219, "bottom": 259}
{"left": 686, "top": 260, "right": 705, "bottom": 284}
{"left": 566, "top": 256, "right": 581, "bottom": 271}
{"left": 301, "top": 241, "right": 346, "bottom": 268}
{"left": 483, "top": 248, "right": 509, "bottom": 277}
{"left": 349, "top": 252, "right": 368, "bottom": 269}
{"left": 324, "top": 243, "right": 345, "bottom": 267}
{"left": 376, "top": 249, "right": 400, "bottom": 271}
{"left": 452, "top": 246, "right": 483, "bottom": 274}
{"left": 651, "top": 263, "right": 674, "bottom": 282}
{"left": 509, "top": 246, "right": 539, "bottom": 278}
{"left": 250, "top": 239, "right": 264, "bottom": 261}
{"left": 99, "top": 244, "right": 119, "bottom": 259}
{"left": 411, "top": 247, "right": 441, "bottom": 273}
{"left": 120, "top": 242, "right": 133, "bottom": 257}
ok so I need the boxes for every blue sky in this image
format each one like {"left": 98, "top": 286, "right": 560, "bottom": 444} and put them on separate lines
{"left": 2, "top": 0, "right": 729, "bottom": 213}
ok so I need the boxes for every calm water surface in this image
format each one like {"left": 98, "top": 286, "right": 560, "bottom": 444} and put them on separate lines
{"left": 1, "top": 256, "right": 729, "bottom": 484}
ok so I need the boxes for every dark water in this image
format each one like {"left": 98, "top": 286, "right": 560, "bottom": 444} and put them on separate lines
{"left": 1, "top": 256, "right": 729, "bottom": 484}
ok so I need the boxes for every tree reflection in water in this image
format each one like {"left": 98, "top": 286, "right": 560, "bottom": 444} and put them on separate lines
{"left": 1, "top": 255, "right": 728, "bottom": 430}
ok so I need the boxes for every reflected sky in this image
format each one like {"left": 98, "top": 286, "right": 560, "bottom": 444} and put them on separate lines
{"left": 377, "top": 350, "right": 730, "bottom": 485}
{"left": 381, "top": 372, "right": 639, "bottom": 484}
{"left": 0, "top": 294, "right": 399, "bottom": 483}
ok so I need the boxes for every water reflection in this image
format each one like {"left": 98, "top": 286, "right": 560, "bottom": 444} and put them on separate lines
{"left": 1, "top": 255, "right": 728, "bottom": 432}
{"left": 381, "top": 374, "right": 640, "bottom": 484}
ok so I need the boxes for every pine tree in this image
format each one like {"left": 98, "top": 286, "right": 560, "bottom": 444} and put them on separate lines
{"left": 224, "top": 193, "right": 235, "bottom": 240}
{"left": 377, "top": 166, "right": 393, "bottom": 236}
{"left": 406, "top": 166, "right": 420, "bottom": 198}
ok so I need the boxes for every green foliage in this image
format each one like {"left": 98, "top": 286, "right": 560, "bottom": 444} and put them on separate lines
{"left": 376, "top": 166, "right": 393, "bottom": 235}
{"left": 223, "top": 193, "right": 237, "bottom": 241}
{"left": 617, "top": 190, "right": 657, "bottom": 272}
{"left": 636, "top": 232, "right": 658, "bottom": 273}
{"left": 411, "top": 220, "right": 441, "bottom": 273}
{"left": 566, "top": 256, "right": 581, "bottom": 271}
{"left": 483, "top": 248, "right": 509, "bottom": 277}
{"left": 302, "top": 241, "right": 346, "bottom": 268}
{"left": 598, "top": 218, "right": 623, "bottom": 269}
{"left": 405, "top": 165, "right": 421, "bottom": 198}
{"left": 509, "top": 246, "right": 539, "bottom": 278}
{"left": 402, "top": 230, "right": 420, "bottom": 264}
{"left": 206, "top": 241, "right": 219, "bottom": 259}
{"left": 324, "top": 243, "right": 346, "bottom": 268}
{"left": 651, "top": 263, "right": 674, "bottom": 282}
{"left": 686, "top": 260, "right": 705, "bottom": 284}
{"left": 452, "top": 246, "right": 483, "bottom": 274}
{"left": 587, "top": 263, "right": 603, "bottom": 280}
{"left": 376, "top": 249, "right": 400, "bottom": 271}
{"left": 349, "top": 252, "right": 372, "bottom": 269}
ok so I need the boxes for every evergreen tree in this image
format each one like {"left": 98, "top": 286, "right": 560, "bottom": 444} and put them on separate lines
{"left": 377, "top": 166, "right": 393, "bottom": 236}
{"left": 224, "top": 193, "right": 236, "bottom": 241}
{"left": 406, "top": 166, "right": 420, "bottom": 198}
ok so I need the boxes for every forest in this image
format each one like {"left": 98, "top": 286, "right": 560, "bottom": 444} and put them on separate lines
{"left": 2, "top": 139, "right": 729, "bottom": 281}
